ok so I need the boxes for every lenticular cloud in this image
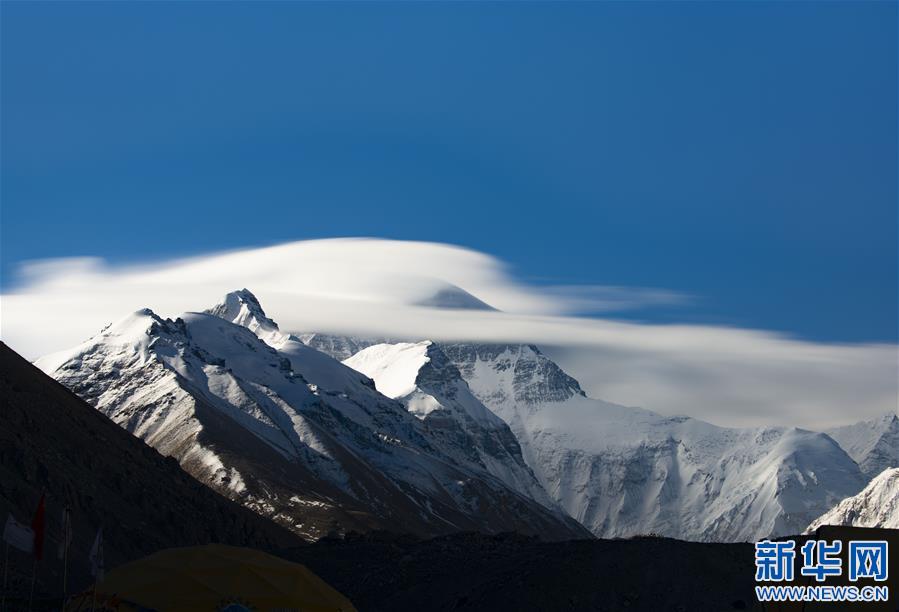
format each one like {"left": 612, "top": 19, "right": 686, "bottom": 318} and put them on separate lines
{"left": 1, "top": 238, "right": 895, "bottom": 429}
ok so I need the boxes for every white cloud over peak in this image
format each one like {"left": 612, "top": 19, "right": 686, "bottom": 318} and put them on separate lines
{"left": 1, "top": 238, "right": 895, "bottom": 429}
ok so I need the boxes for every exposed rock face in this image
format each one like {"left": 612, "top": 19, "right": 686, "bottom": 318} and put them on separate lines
{"left": 442, "top": 343, "right": 585, "bottom": 406}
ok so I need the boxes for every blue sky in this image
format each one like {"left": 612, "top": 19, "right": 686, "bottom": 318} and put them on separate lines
{"left": 1, "top": 1, "right": 896, "bottom": 343}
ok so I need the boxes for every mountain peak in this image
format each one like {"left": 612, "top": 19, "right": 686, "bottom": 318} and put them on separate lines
{"left": 441, "top": 343, "right": 585, "bottom": 406}
{"left": 105, "top": 307, "right": 165, "bottom": 336}
{"left": 205, "top": 289, "right": 284, "bottom": 343}
{"left": 414, "top": 284, "right": 497, "bottom": 311}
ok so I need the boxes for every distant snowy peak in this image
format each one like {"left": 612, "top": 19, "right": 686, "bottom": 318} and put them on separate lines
{"left": 204, "top": 288, "right": 291, "bottom": 348}
{"left": 441, "top": 343, "right": 585, "bottom": 416}
{"left": 806, "top": 468, "right": 899, "bottom": 531}
{"left": 826, "top": 413, "right": 899, "bottom": 480}
{"left": 414, "top": 284, "right": 497, "bottom": 311}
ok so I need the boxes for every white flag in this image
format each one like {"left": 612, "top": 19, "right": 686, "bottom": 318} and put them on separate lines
{"left": 3, "top": 514, "right": 34, "bottom": 554}
{"left": 57, "top": 506, "right": 73, "bottom": 560}
{"left": 89, "top": 527, "right": 104, "bottom": 581}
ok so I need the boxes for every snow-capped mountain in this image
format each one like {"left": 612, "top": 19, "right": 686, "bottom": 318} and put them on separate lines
{"left": 437, "top": 343, "right": 867, "bottom": 542}
{"left": 825, "top": 413, "right": 899, "bottom": 480}
{"left": 806, "top": 468, "right": 899, "bottom": 531}
{"left": 39, "top": 286, "right": 871, "bottom": 544}
{"left": 212, "top": 293, "right": 567, "bottom": 516}
{"left": 344, "top": 341, "right": 555, "bottom": 508}
{"left": 36, "top": 292, "right": 588, "bottom": 542}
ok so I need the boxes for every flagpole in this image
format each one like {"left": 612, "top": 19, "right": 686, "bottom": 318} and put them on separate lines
{"left": 62, "top": 508, "right": 69, "bottom": 603}
{"left": 1, "top": 541, "right": 8, "bottom": 612}
{"left": 62, "top": 535, "right": 68, "bottom": 603}
{"left": 28, "top": 558, "right": 36, "bottom": 609}
{"left": 29, "top": 492, "right": 45, "bottom": 609}
{"left": 89, "top": 526, "right": 102, "bottom": 612}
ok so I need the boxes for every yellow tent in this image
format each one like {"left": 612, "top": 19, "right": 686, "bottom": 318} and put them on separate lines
{"left": 65, "top": 544, "right": 356, "bottom": 612}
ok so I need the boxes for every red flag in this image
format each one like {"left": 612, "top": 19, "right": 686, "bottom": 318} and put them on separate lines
{"left": 31, "top": 493, "right": 45, "bottom": 561}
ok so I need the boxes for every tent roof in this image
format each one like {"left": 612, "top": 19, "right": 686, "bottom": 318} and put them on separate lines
{"left": 82, "top": 544, "right": 355, "bottom": 612}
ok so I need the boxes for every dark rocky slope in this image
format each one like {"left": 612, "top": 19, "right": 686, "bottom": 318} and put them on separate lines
{"left": 280, "top": 531, "right": 759, "bottom": 611}
{"left": 281, "top": 527, "right": 899, "bottom": 612}
{"left": 0, "top": 342, "right": 300, "bottom": 602}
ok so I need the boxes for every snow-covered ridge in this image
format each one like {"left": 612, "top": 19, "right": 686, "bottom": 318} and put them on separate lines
{"left": 345, "top": 341, "right": 556, "bottom": 508}
{"left": 346, "top": 341, "right": 502, "bottom": 427}
{"left": 806, "top": 468, "right": 899, "bottom": 531}
{"left": 344, "top": 342, "right": 434, "bottom": 402}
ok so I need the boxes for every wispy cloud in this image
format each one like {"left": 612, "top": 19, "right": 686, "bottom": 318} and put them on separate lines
{"left": 1, "top": 238, "right": 895, "bottom": 429}
{"left": 537, "top": 284, "right": 692, "bottom": 315}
